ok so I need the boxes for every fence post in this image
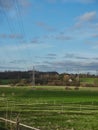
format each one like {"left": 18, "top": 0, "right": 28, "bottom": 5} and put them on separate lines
{"left": 16, "top": 114, "right": 20, "bottom": 130}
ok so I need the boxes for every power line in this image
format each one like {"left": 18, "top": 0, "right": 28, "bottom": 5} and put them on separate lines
{"left": 0, "top": 5, "right": 14, "bottom": 34}
{"left": 14, "top": 0, "right": 27, "bottom": 42}
{"left": 0, "top": 2, "right": 18, "bottom": 71}
{"left": 1, "top": 0, "right": 26, "bottom": 40}
{"left": 0, "top": 0, "right": 28, "bottom": 72}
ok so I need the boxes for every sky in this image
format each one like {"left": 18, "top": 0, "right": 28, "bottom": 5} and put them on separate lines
{"left": 0, "top": 0, "right": 98, "bottom": 73}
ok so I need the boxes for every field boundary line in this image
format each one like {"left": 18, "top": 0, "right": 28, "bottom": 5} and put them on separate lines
{"left": 0, "top": 117, "right": 40, "bottom": 130}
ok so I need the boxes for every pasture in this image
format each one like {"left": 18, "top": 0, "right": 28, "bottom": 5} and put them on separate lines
{"left": 0, "top": 86, "right": 98, "bottom": 130}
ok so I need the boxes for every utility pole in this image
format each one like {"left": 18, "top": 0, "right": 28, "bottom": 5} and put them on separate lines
{"left": 96, "top": 70, "right": 98, "bottom": 76}
{"left": 75, "top": 67, "right": 80, "bottom": 90}
{"left": 32, "top": 66, "right": 35, "bottom": 87}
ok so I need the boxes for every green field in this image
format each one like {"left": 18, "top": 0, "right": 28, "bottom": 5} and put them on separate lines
{"left": 0, "top": 86, "right": 98, "bottom": 130}
{"left": 80, "top": 77, "right": 96, "bottom": 83}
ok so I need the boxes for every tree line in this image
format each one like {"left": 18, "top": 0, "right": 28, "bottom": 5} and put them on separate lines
{"left": 0, "top": 71, "right": 98, "bottom": 87}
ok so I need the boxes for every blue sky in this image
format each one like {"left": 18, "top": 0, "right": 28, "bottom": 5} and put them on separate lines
{"left": 0, "top": 0, "right": 98, "bottom": 73}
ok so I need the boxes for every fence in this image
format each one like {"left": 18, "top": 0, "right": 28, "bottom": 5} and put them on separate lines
{"left": 0, "top": 117, "right": 40, "bottom": 130}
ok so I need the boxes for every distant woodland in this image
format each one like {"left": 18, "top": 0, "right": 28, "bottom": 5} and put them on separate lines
{"left": 0, "top": 71, "right": 98, "bottom": 87}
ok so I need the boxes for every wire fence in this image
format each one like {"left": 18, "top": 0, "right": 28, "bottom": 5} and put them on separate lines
{"left": 0, "top": 117, "right": 40, "bottom": 130}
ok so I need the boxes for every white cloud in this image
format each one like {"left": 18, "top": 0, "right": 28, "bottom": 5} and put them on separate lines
{"left": 92, "top": 34, "right": 98, "bottom": 38}
{"left": 0, "top": 42, "right": 53, "bottom": 52}
{"left": 72, "top": 11, "right": 97, "bottom": 31}
{"left": 55, "top": 35, "right": 73, "bottom": 40}
{"left": 0, "top": 33, "right": 24, "bottom": 39}
{"left": 0, "top": 0, "right": 31, "bottom": 10}
{"left": 46, "top": 0, "right": 96, "bottom": 4}
{"left": 36, "top": 21, "right": 56, "bottom": 32}
{"left": 92, "top": 45, "right": 98, "bottom": 49}
{"left": 46, "top": 0, "right": 57, "bottom": 3}
{"left": 45, "top": 0, "right": 96, "bottom": 4}
{"left": 62, "top": 0, "right": 96, "bottom": 4}
{"left": 0, "top": 0, "right": 31, "bottom": 18}
{"left": 77, "top": 11, "right": 97, "bottom": 23}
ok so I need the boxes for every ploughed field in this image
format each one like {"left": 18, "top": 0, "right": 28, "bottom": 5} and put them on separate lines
{"left": 0, "top": 86, "right": 98, "bottom": 130}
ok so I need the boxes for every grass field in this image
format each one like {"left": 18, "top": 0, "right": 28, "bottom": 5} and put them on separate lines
{"left": 0, "top": 86, "right": 98, "bottom": 130}
{"left": 80, "top": 77, "right": 96, "bottom": 83}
